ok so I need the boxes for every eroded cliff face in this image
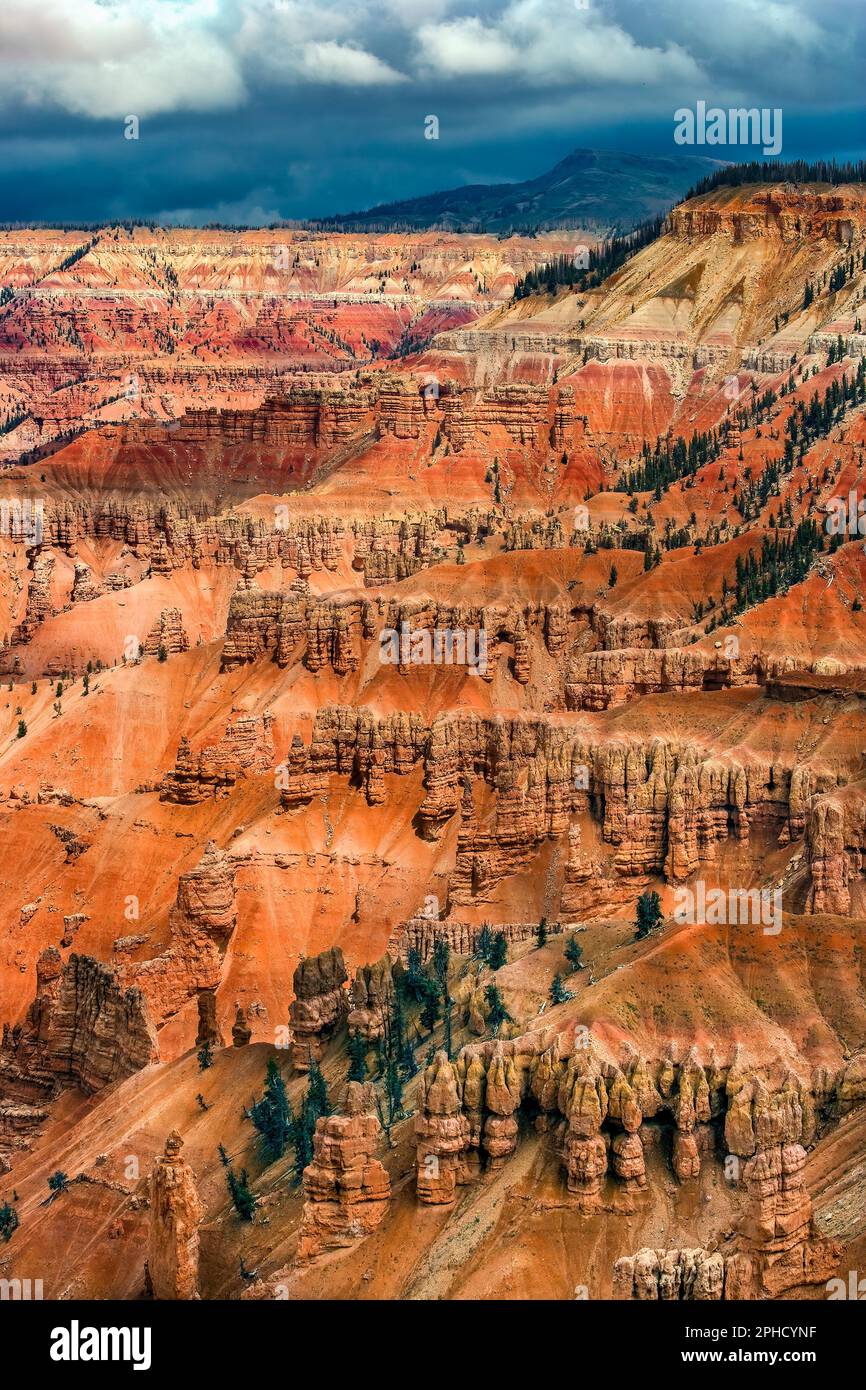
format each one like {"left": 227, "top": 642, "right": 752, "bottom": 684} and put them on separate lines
{"left": 2, "top": 183, "right": 866, "bottom": 1304}
{"left": 276, "top": 705, "right": 853, "bottom": 909}
{"left": 805, "top": 784, "right": 866, "bottom": 915}
{"left": 119, "top": 843, "right": 238, "bottom": 1027}
{"left": 288, "top": 946, "right": 349, "bottom": 1070}
{"left": 160, "top": 712, "right": 275, "bottom": 803}
{"left": 414, "top": 1031, "right": 853, "bottom": 1297}
{"left": 668, "top": 187, "right": 866, "bottom": 246}
{"left": 0, "top": 949, "right": 157, "bottom": 1158}
{"left": 613, "top": 1069, "right": 843, "bottom": 1300}
{"left": 0, "top": 225, "right": 570, "bottom": 464}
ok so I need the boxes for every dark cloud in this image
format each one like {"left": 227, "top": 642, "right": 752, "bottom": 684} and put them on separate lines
{"left": 0, "top": 0, "right": 862, "bottom": 225}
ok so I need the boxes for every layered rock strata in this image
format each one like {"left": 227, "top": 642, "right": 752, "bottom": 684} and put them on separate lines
{"left": 297, "top": 1081, "right": 391, "bottom": 1261}
{"left": 120, "top": 842, "right": 238, "bottom": 1027}
{"left": 147, "top": 1130, "right": 203, "bottom": 1300}
{"left": 288, "top": 946, "right": 348, "bottom": 1070}
{"left": 0, "top": 950, "right": 157, "bottom": 1155}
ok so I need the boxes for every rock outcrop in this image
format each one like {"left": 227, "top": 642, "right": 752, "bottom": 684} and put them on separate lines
{"left": 282, "top": 707, "right": 847, "bottom": 907}
{"left": 147, "top": 1131, "right": 203, "bottom": 1300}
{"left": 195, "top": 990, "right": 222, "bottom": 1049}
{"left": 348, "top": 957, "right": 396, "bottom": 1043}
{"left": 297, "top": 1082, "right": 390, "bottom": 1261}
{"left": 288, "top": 946, "right": 348, "bottom": 1070}
{"left": 0, "top": 950, "right": 157, "bottom": 1156}
{"left": 121, "top": 843, "right": 238, "bottom": 1026}
{"left": 160, "top": 711, "right": 275, "bottom": 803}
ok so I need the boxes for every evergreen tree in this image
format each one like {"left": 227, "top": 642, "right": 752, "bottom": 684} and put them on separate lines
{"left": 347, "top": 1030, "right": 368, "bottom": 1083}
{"left": 476, "top": 923, "right": 493, "bottom": 964}
{"left": 536, "top": 917, "right": 548, "bottom": 949}
{"left": 0, "top": 1201, "right": 19, "bottom": 1242}
{"left": 635, "top": 889, "right": 664, "bottom": 940}
{"left": 419, "top": 976, "right": 441, "bottom": 1033}
{"left": 433, "top": 937, "right": 450, "bottom": 989}
{"left": 306, "top": 1059, "right": 331, "bottom": 1121}
{"left": 549, "top": 973, "right": 572, "bottom": 1005}
{"left": 226, "top": 1166, "right": 256, "bottom": 1221}
{"left": 217, "top": 1143, "right": 230, "bottom": 1167}
{"left": 433, "top": 938, "right": 452, "bottom": 1057}
{"left": 250, "top": 1057, "right": 293, "bottom": 1160}
{"left": 291, "top": 1107, "right": 315, "bottom": 1184}
{"left": 488, "top": 931, "right": 508, "bottom": 970}
{"left": 400, "top": 1034, "right": 419, "bottom": 1080}
{"left": 47, "top": 1171, "right": 69, "bottom": 1200}
{"left": 385, "top": 1059, "right": 404, "bottom": 1126}
{"left": 484, "top": 984, "right": 513, "bottom": 1036}
{"left": 197, "top": 1040, "right": 214, "bottom": 1071}
{"left": 564, "top": 935, "right": 584, "bottom": 973}
{"left": 404, "top": 946, "right": 427, "bottom": 1002}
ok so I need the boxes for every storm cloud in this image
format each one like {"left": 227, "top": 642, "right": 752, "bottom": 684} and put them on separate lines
{"left": 0, "top": 0, "right": 862, "bottom": 224}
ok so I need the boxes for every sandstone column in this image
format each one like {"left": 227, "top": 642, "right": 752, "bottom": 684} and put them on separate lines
{"left": 147, "top": 1131, "right": 203, "bottom": 1300}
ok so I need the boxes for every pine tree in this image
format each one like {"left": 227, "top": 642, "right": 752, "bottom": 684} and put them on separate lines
{"left": 400, "top": 1035, "right": 419, "bottom": 1080}
{"left": 536, "top": 917, "right": 548, "bottom": 949}
{"left": 635, "top": 889, "right": 663, "bottom": 940}
{"left": 549, "top": 973, "right": 572, "bottom": 1005}
{"left": 0, "top": 1200, "right": 19, "bottom": 1242}
{"left": 484, "top": 984, "right": 513, "bottom": 1036}
{"left": 197, "top": 1040, "right": 214, "bottom": 1071}
{"left": 291, "top": 1107, "right": 315, "bottom": 1184}
{"left": 385, "top": 1059, "right": 404, "bottom": 1126}
{"left": 217, "top": 1143, "right": 230, "bottom": 1167}
{"left": 433, "top": 938, "right": 452, "bottom": 1057}
{"left": 306, "top": 1059, "right": 331, "bottom": 1121}
{"left": 433, "top": 937, "right": 450, "bottom": 988}
{"left": 347, "top": 1029, "right": 368, "bottom": 1083}
{"left": 404, "top": 946, "right": 427, "bottom": 1002}
{"left": 250, "top": 1057, "right": 293, "bottom": 1160}
{"left": 489, "top": 931, "right": 508, "bottom": 970}
{"left": 226, "top": 1166, "right": 256, "bottom": 1221}
{"left": 476, "top": 923, "right": 493, "bottom": 963}
{"left": 47, "top": 1171, "right": 69, "bottom": 1200}
{"left": 564, "top": 935, "right": 584, "bottom": 972}
{"left": 419, "top": 976, "right": 441, "bottom": 1033}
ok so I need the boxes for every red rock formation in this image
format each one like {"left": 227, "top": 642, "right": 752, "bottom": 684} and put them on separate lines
{"left": 348, "top": 957, "right": 395, "bottom": 1043}
{"left": 415, "top": 1051, "right": 471, "bottom": 1204}
{"left": 147, "top": 1131, "right": 203, "bottom": 1300}
{"left": 160, "top": 711, "right": 275, "bottom": 804}
{"left": 805, "top": 788, "right": 866, "bottom": 914}
{"left": 0, "top": 950, "right": 157, "bottom": 1156}
{"left": 195, "top": 991, "right": 222, "bottom": 1049}
{"left": 142, "top": 608, "right": 190, "bottom": 658}
{"left": 297, "top": 1081, "right": 390, "bottom": 1262}
{"left": 121, "top": 842, "right": 238, "bottom": 1026}
{"left": 288, "top": 946, "right": 348, "bottom": 1070}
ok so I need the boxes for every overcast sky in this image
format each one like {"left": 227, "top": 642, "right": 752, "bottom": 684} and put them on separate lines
{"left": 1, "top": 0, "right": 864, "bottom": 225}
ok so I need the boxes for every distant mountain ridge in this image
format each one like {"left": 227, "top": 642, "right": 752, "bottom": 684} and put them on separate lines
{"left": 317, "top": 148, "right": 727, "bottom": 234}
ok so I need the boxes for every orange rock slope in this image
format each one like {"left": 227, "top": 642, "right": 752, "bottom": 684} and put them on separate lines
{"left": 1, "top": 180, "right": 866, "bottom": 1302}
